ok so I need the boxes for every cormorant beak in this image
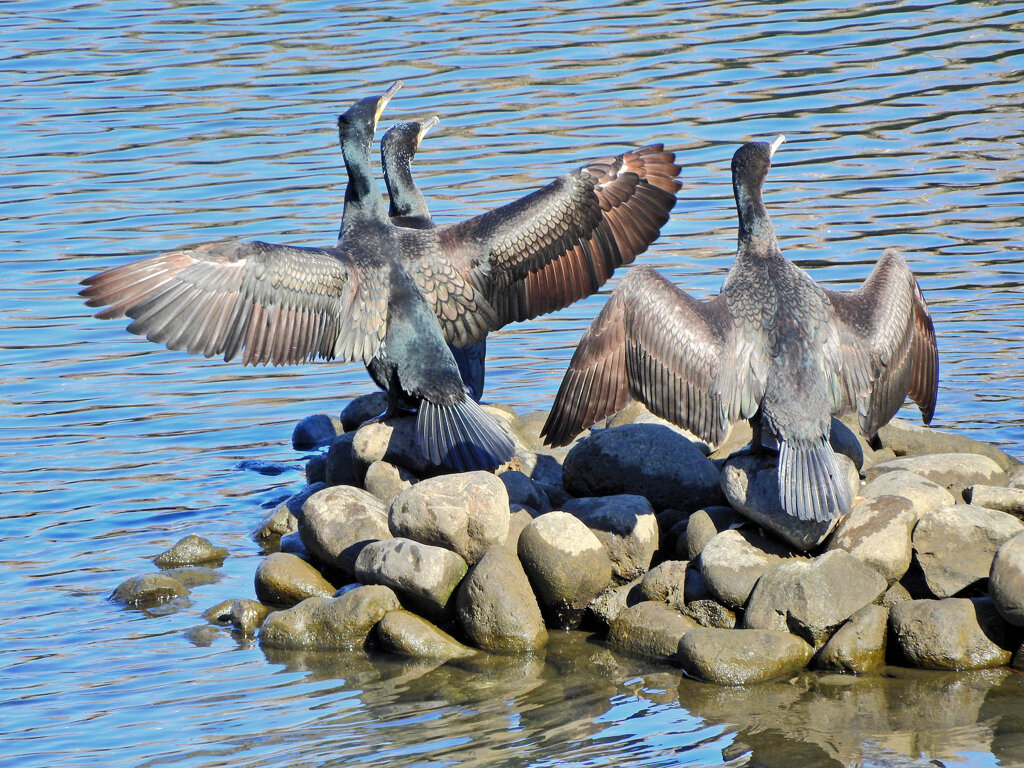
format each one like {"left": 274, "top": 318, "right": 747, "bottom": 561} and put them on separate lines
{"left": 769, "top": 134, "right": 786, "bottom": 158}
{"left": 375, "top": 80, "right": 403, "bottom": 129}
{"left": 418, "top": 115, "right": 440, "bottom": 146}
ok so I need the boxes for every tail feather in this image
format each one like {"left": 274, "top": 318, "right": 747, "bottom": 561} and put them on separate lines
{"left": 778, "top": 438, "right": 852, "bottom": 522}
{"left": 449, "top": 340, "right": 486, "bottom": 402}
{"left": 417, "top": 396, "right": 514, "bottom": 472}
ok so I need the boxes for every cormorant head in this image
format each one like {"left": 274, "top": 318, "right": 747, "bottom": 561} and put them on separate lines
{"left": 382, "top": 115, "right": 439, "bottom": 167}
{"left": 338, "top": 80, "right": 403, "bottom": 145}
{"left": 731, "top": 134, "right": 785, "bottom": 191}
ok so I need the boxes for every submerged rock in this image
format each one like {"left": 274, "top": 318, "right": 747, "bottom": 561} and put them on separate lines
{"left": 355, "top": 538, "right": 467, "bottom": 618}
{"left": 374, "top": 610, "right": 476, "bottom": 660}
{"left": 111, "top": 573, "right": 188, "bottom": 608}
{"left": 259, "top": 585, "right": 401, "bottom": 651}
{"left": 252, "top": 484, "right": 322, "bottom": 548}
{"left": 676, "top": 628, "right": 813, "bottom": 685}
{"left": 254, "top": 552, "right": 336, "bottom": 607}
{"left": 607, "top": 601, "right": 698, "bottom": 662}
{"left": 990, "top": 531, "right": 1024, "bottom": 626}
{"left": 299, "top": 485, "right": 391, "bottom": 575}
{"left": 814, "top": 604, "right": 888, "bottom": 674}
{"left": 889, "top": 597, "right": 1014, "bottom": 670}
{"left": 204, "top": 598, "right": 273, "bottom": 634}
{"left": 561, "top": 495, "right": 658, "bottom": 583}
{"left": 154, "top": 533, "right": 228, "bottom": 568}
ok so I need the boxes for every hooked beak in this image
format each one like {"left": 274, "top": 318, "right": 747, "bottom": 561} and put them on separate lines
{"left": 375, "top": 80, "right": 403, "bottom": 128}
{"left": 769, "top": 134, "right": 786, "bottom": 158}
{"left": 418, "top": 115, "right": 440, "bottom": 145}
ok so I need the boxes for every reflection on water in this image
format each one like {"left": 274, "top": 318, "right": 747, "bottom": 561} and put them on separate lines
{"left": 2, "top": 0, "right": 1024, "bottom": 766}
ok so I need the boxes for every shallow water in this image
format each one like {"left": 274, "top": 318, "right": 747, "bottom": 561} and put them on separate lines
{"left": 3, "top": 1, "right": 1024, "bottom": 766}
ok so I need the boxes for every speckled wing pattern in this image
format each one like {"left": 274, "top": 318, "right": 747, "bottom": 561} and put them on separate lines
{"left": 440, "top": 144, "right": 681, "bottom": 331}
{"left": 824, "top": 248, "right": 938, "bottom": 436}
{"left": 541, "top": 266, "right": 735, "bottom": 447}
{"left": 79, "top": 239, "right": 388, "bottom": 367}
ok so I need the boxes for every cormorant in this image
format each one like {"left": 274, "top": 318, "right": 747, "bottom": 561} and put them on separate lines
{"left": 541, "top": 136, "right": 938, "bottom": 522}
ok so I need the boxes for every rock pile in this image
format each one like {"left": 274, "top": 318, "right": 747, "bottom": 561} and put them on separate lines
{"left": 116, "top": 395, "right": 1024, "bottom": 685}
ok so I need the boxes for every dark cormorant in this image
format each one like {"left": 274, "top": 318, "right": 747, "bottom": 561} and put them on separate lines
{"left": 80, "top": 82, "right": 682, "bottom": 473}
{"left": 541, "top": 136, "right": 939, "bottom": 522}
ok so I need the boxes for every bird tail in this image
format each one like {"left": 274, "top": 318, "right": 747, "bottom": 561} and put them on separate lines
{"left": 449, "top": 340, "right": 486, "bottom": 403}
{"left": 417, "top": 396, "right": 514, "bottom": 472}
{"left": 777, "top": 437, "right": 852, "bottom": 522}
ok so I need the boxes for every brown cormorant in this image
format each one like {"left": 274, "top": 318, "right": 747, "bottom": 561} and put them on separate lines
{"left": 541, "top": 136, "right": 938, "bottom": 522}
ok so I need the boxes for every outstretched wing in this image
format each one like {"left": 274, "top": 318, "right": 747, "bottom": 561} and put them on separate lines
{"left": 438, "top": 144, "right": 681, "bottom": 331}
{"left": 79, "top": 239, "right": 389, "bottom": 366}
{"left": 541, "top": 266, "right": 737, "bottom": 447}
{"left": 825, "top": 248, "right": 938, "bottom": 436}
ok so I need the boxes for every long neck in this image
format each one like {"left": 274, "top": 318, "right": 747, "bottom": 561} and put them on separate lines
{"left": 341, "top": 135, "right": 388, "bottom": 228}
{"left": 384, "top": 159, "right": 427, "bottom": 218}
{"left": 733, "top": 175, "right": 779, "bottom": 258}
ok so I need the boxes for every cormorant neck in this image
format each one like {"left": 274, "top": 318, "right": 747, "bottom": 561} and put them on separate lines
{"left": 384, "top": 160, "right": 427, "bottom": 218}
{"left": 734, "top": 176, "right": 779, "bottom": 257}
{"left": 341, "top": 136, "right": 388, "bottom": 227}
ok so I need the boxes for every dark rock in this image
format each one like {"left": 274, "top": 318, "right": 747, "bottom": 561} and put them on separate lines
{"left": 826, "top": 495, "right": 916, "bottom": 583}
{"left": 354, "top": 538, "right": 467, "bottom": 618}
{"left": 251, "top": 484, "right": 322, "bottom": 548}
{"left": 990, "top": 530, "right": 1024, "bottom": 626}
{"left": 561, "top": 495, "right": 658, "bottom": 583}
{"left": 876, "top": 418, "right": 1020, "bottom": 471}
{"left": 325, "top": 433, "right": 358, "bottom": 487}
{"left": 561, "top": 424, "right": 724, "bottom": 513}
{"left": 859, "top": 469, "right": 954, "bottom": 521}
{"left": 254, "top": 552, "right": 336, "bottom": 607}
{"left": 814, "top": 604, "right": 888, "bottom": 673}
{"left": 363, "top": 460, "right": 417, "bottom": 507}
{"left": 587, "top": 576, "right": 645, "bottom": 628}
{"left": 686, "top": 598, "right": 738, "bottom": 629}
{"left": 234, "top": 459, "right": 294, "bottom": 476}
{"left": 685, "top": 506, "right": 747, "bottom": 561}
{"left": 913, "top": 503, "right": 1024, "bottom": 598}
{"left": 606, "top": 401, "right": 714, "bottom": 455}
{"left": 111, "top": 573, "right": 188, "bottom": 607}
{"left": 640, "top": 560, "right": 689, "bottom": 613}
{"left": 374, "top": 610, "right": 476, "bottom": 659}
{"left": 518, "top": 511, "right": 613, "bottom": 628}
{"left": 305, "top": 454, "right": 326, "bottom": 485}
{"left": 339, "top": 392, "right": 388, "bottom": 432}
{"left": 699, "top": 528, "right": 802, "bottom": 610}
{"left": 184, "top": 625, "right": 222, "bottom": 646}
{"left": 889, "top": 597, "right": 1014, "bottom": 670}
{"left": 500, "top": 470, "right": 551, "bottom": 513}
{"left": 607, "top": 601, "right": 699, "bottom": 662}
{"left": 456, "top": 546, "right": 547, "bottom": 653}
{"left": 965, "top": 485, "right": 1024, "bottom": 517}
{"left": 204, "top": 598, "right": 273, "bottom": 634}
{"left": 279, "top": 531, "right": 310, "bottom": 558}
{"left": 292, "top": 413, "right": 342, "bottom": 450}
{"left": 743, "top": 550, "right": 887, "bottom": 647}
{"left": 866, "top": 453, "right": 1008, "bottom": 499}
{"left": 676, "top": 628, "right": 813, "bottom": 684}
{"left": 299, "top": 485, "right": 390, "bottom": 575}
{"left": 154, "top": 533, "right": 228, "bottom": 568}
{"left": 259, "top": 585, "right": 401, "bottom": 650}
{"left": 389, "top": 472, "right": 509, "bottom": 565}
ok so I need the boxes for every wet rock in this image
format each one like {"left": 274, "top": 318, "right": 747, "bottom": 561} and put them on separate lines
{"left": 859, "top": 469, "right": 954, "bottom": 521}
{"left": 640, "top": 560, "right": 689, "bottom": 613}
{"left": 355, "top": 538, "right": 467, "bottom": 618}
{"left": 720, "top": 452, "right": 853, "bottom": 551}
{"left": 965, "top": 485, "right": 1024, "bottom": 516}
{"left": 339, "top": 392, "right": 388, "bottom": 432}
{"left": 676, "top": 628, "right": 814, "bottom": 685}
{"left": 456, "top": 546, "right": 547, "bottom": 653}
{"left": 389, "top": 472, "right": 510, "bottom": 565}
{"left": 111, "top": 573, "right": 188, "bottom": 607}
{"left": 562, "top": 424, "right": 724, "bottom": 513}
{"left": 814, "top": 604, "right": 888, "bottom": 673}
{"left": 743, "top": 550, "right": 887, "bottom": 647}
{"left": 154, "top": 533, "right": 228, "bottom": 568}
{"left": 305, "top": 454, "right": 326, "bottom": 485}
{"left": 889, "top": 597, "right": 1014, "bottom": 670}
{"left": 352, "top": 416, "right": 432, "bottom": 479}
{"left": 363, "top": 460, "right": 418, "bottom": 507}
{"left": 607, "top": 601, "right": 699, "bottom": 662}
{"left": 252, "top": 484, "right": 322, "bottom": 548}
{"left": 503, "top": 507, "right": 535, "bottom": 551}
{"left": 184, "top": 625, "right": 221, "bottom": 646}
{"left": 866, "top": 453, "right": 1008, "bottom": 499}
{"left": 292, "top": 413, "right": 342, "bottom": 450}
{"left": 259, "top": 585, "right": 401, "bottom": 650}
{"left": 826, "top": 495, "right": 916, "bottom": 583}
{"left": 374, "top": 610, "right": 476, "bottom": 660}
{"left": 254, "top": 552, "right": 336, "bottom": 607}
{"left": 500, "top": 470, "right": 551, "bottom": 513}
{"left": 518, "top": 511, "right": 612, "bottom": 628}
{"left": 204, "top": 598, "right": 273, "bottom": 634}
{"left": 699, "top": 528, "right": 801, "bottom": 610}
{"left": 587, "top": 576, "right": 644, "bottom": 627}
{"left": 299, "top": 485, "right": 390, "bottom": 575}
{"left": 876, "top": 417, "right": 1019, "bottom": 471}
{"left": 561, "top": 495, "right": 658, "bottom": 583}
{"left": 990, "top": 531, "right": 1024, "bottom": 626}
{"left": 159, "top": 566, "right": 221, "bottom": 588}
{"left": 685, "top": 506, "right": 746, "bottom": 561}
{"left": 913, "top": 504, "right": 1024, "bottom": 598}
{"left": 325, "top": 433, "right": 357, "bottom": 487}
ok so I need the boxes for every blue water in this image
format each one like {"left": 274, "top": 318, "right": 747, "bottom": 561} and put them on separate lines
{"left": 2, "top": 1, "right": 1024, "bottom": 766}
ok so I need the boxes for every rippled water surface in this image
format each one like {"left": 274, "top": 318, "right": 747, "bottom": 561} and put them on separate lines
{"left": 3, "top": 1, "right": 1024, "bottom": 766}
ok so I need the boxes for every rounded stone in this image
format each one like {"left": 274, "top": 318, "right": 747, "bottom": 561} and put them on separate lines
{"left": 699, "top": 528, "right": 801, "bottom": 610}
{"left": 607, "top": 601, "right": 699, "bottom": 662}
{"left": 826, "top": 494, "right": 916, "bottom": 584}
{"left": 352, "top": 417, "right": 432, "bottom": 478}
{"left": 204, "top": 598, "right": 274, "bottom": 634}
{"left": 588, "top": 576, "right": 645, "bottom": 628}
{"left": 374, "top": 610, "right": 476, "bottom": 660}
{"left": 560, "top": 495, "right": 659, "bottom": 583}
{"left": 292, "top": 413, "right": 342, "bottom": 450}
{"left": 685, "top": 506, "right": 747, "bottom": 561}
{"left": 154, "top": 533, "right": 228, "bottom": 568}
{"left": 866, "top": 453, "right": 1008, "bottom": 498}
{"left": 990, "top": 531, "right": 1024, "bottom": 626}
{"left": 254, "top": 552, "right": 336, "bottom": 607}
{"left": 966, "top": 485, "right": 1024, "bottom": 515}
{"left": 324, "top": 433, "right": 358, "bottom": 487}
{"left": 364, "top": 460, "right": 418, "bottom": 507}
{"left": 859, "top": 469, "right": 954, "bottom": 521}
{"left": 676, "top": 628, "right": 814, "bottom": 684}
{"left": 299, "top": 485, "right": 391, "bottom": 575}
{"left": 814, "top": 603, "right": 888, "bottom": 674}
{"left": 354, "top": 537, "right": 468, "bottom": 618}
{"left": 500, "top": 470, "right": 552, "bottom": 513}
{"left": 640, "top": 560, "right": 689, "bottom": 613}
{"left": 889, "top": 597, "right": 1014, "bottom": 670}
{"left": 259, "top": 585, "right": 401, "bottom": 651}
{"left": 518, "top": 511, "right": 612, "bottom": 628}
{"left": 876, "top": 418, "right": 1019, "bottom": 471}
{"left": 339, "top": 392, "right": 388, "bottom": 432}
{"left": 111, "top": 573, "right": 188, "bottom": 607}
{"left": 251, "top": 484, "right": 321, "bottom": 548}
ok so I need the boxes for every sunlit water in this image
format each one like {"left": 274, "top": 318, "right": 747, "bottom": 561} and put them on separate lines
{"left": 2, "top": 1, "right": 1024, "bottom": 766}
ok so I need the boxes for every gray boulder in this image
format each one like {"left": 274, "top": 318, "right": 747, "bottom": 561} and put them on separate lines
{"left": 111, "top": 573, "right": 188, "bottom": 608}
{"left": 324, "top": 433, "right": 357, "bottom": 487}
{"left": 154, "top": 533, "right": 228, "bottom": 568}
{"left": 292, "top": 413, "right": 342, "bottom": 450}
{"left": 990, "top": 531, "right": 1024, "bottom": 626}
{"left": 913, "top": 504, "right": 1024, "bottom": 598}
{"left": 363, "top": 460, "right": 418, "bottom": 507}
{"left": 561, "top": 495, "right": 658, "bottom": 583}
{"left": 504, "top": 506, "right": 536, "bottom": 551}
{"left": 251, "top": 484, "right": 322, "bottom": 548}
{"left": 860, "top": 469, "right": 954, "bottom": 521}
{"left": 743, "top": 549, "right": 887, "bottom": 647}
{"left": 607, "top": 601, "right": 699, "bottom": 662}
{"left": 685, "top": 598, "right": 738, "bottom": 629}
{"left": 259, "top": 585, "right": 401, "bottom": 650}
{"left": 685, "top": 506, "right": 746, "bottom": 561}
{"left": 699, "top": 528, "right": 802, "bottom": 610}
{"left": 814, "top": 604, "right": 888, "bottom": 673}
{"left": 339, "top": 392, "right": 388, "bottom": 432}
{"left": 889, "top": 597, "right": 1014, "bottom": 669}
{"left": 826, "top": 494, "right": 917, "bottom": 583}
{"left": 299, "top": 485, "right": 391, "bottom": 574}
{"left": 374, "top": 610, "right": 476, "bottom": 660}
{"left": 676, "top": 628, "right": 813, "bottom": 685}
{"left": 965, "top": 485, "right": 1024, "bottom": 516}
{"left": 881, "top": 581, "right": 913, "bottom": 608}
{"left": 640, "top": 560, "right": 689, "bottom": 613}
{"left": 500, "top": 470, "right": 552, "bottom": 513}
{"left": 456, "top": 546, "right": 547, "bottom": 653}
{"left": 204, "top": 598, "right": 273, "bottom": 634}
{"left": 253, "top": 552, "right": 336, "bottom": 607}
{"left": 389, "top": 472, "right": 509, "bottom": 565}
{"left": 720, "top": 452, "right": 854, "bottom": 551}
{"left": 561, "top": 424, "right": 724, "bottom": 512}
{"left": 352, "top": 416, "right": 432, "bottom": 479}
{"left": 876, "top": 417, "right": 1019, "bottom": 471}
{"left": 605, "top": 401, "right": 714, "bottom": 454}
{"left": 866, "top": 453, "right": 1008, "bottom": 498}
{"left": 305, "top": 454, "right": 326, "bottom": 485}
{"left": 354, "top": 538, "right": 468, "bottom": 619}
{"left": 587, "top": 576, "right": 645, "bottom": 628}
{"left": 518, "top": 511, "right": 613, "bottom": 628}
